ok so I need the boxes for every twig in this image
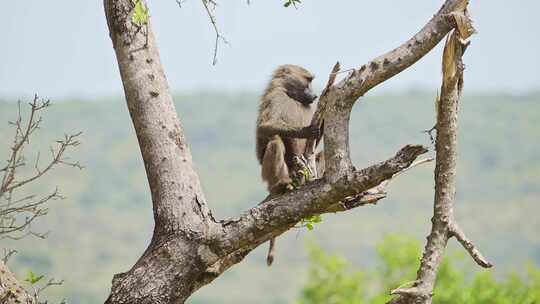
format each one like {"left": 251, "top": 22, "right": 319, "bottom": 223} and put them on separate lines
{"left": 201, "top": 0, "right": 228, "bottom": 65}
{"left": 393, "top": 157, "right": 434, "bottom": 177}
{"left": 422, "top": 125, "right": 437, "bottom": 145}
{"left": 2, "top": 249, "right": 17, "bottom": 264}
{"left": 319, "top": 62, "right": 341, "bottom": 100}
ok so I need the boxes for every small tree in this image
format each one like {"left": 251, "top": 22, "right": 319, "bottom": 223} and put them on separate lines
{"left": 0, "top": 96, "right": 81, "bottom": 304}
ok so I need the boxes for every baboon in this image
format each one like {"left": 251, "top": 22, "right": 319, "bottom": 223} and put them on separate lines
{"left": 256, "top": 64, "right": 320, "bottom": 266}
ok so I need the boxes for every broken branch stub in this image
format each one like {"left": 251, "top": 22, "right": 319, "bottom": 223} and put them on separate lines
{"left": 389, "top": 6, "right": 491, "bottom": 304}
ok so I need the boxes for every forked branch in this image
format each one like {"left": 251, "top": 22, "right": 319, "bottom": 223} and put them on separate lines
{"left": 389, "top": 4, "right": 491, "bottom": 303}
{"left": 210, "top": 145, "right": 428, "bottom": 276}
{"left": 304, "top": 0, "right": 474, "bottom": 181}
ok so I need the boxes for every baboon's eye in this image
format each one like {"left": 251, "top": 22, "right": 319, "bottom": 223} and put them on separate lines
{"left": 306, "top": 76, "right": 314, "bottom": 82}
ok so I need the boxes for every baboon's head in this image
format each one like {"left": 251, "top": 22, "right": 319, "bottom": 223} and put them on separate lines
{"left": 272, "top": 64, "right": 317, "bottom": 106}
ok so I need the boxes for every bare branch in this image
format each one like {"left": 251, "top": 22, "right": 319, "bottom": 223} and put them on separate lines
{"left": 389, "top": 4, "right": 490, "bottom": 303}
{"left": 31, "top": 277, "right": 65, "bottom": 303}
{"left": 449, "top": 223, "right": 493, "bottom": 268}
{"left": 0, "top": 96, "right": 81, "bottom": 241}
{"left": 393, "top": 157, "right": 434, "bottom": 177}
{"left": 304, "top": 0, "right": 470, "bottom": 182}
{"left": 201, "top": 0, "right": 228, "bottom": 65}
{"left": 215, "top": 145, "right": 428, "bottom": 257}
{"left": 304, "top": 62, "right": 341, "bottom": 177}
{"left": 324, "top": 191, "right": 387, "bottom": 213}
{"left": 306, "top": 0, "right": 471, "bottom": 136}
{"left": 326, "top": 156, "right": 434, "bottom": 213}
{"left": 2, "top": 249, "right": 17, "bottom": 264}
{"left": 3, "top": 133, "right": 82, "bottom": 193}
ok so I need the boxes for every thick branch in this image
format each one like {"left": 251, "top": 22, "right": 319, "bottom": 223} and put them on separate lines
{"left": 310, "top": 0, "right": 468, "bottom": 180}
{"left": 214, "top": 145, "right": 427, "bottom": 256}
{"left": 344, "top": 0, "right": 466, "bottom": 101}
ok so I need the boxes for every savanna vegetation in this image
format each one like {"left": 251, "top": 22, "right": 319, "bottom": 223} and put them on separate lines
{"left": 298, "top": 235, "right": 540, "bottom": 304}
{"left": 1, "top": 92, "right": 538, "bottom": 303}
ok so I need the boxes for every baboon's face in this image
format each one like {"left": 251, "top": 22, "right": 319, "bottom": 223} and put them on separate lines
{"left": 278, "top": 65, "right": 317, "bottom": 106}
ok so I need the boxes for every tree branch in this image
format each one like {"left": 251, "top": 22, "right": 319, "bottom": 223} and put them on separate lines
{"left": 308, "top": 0, "right": 469, "bottom": 181}
{"left": 304, "top": 62, "right": 341, "bottom": 178}
{"left": 389, "top": 5, "right": 491, "bottom": 303}
{"left": 449, "top": 223, "right": 492, "bottom": 268}
{"left": 1, "top": 97, "right": 80, "bottom": 241}
{"left": 200, "top": 0, "right": 228, "bottom": 65}
{"left": 343, "top": 0, "right": 467, "bottom": 101}
{"left": 214, "top": 145, "right": 428, "bottom": 257}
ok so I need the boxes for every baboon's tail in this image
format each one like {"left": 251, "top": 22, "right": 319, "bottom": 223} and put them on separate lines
{"left": 266, "top": 237, "right": 276, "bottom": 266}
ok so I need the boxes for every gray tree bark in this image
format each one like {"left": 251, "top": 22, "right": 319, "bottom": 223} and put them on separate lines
{"left": 103, "top": 0, "right": 479, "bottom": 303}
{"left": 389, "top": 5, "right": 492, "bottom": 304}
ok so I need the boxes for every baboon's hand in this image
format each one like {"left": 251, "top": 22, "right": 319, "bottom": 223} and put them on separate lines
{"left": 300, "top": 124, "right": 320, "bottom": 139}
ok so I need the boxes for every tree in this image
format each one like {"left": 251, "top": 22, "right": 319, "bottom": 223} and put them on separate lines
{"left": 103, "top": 0, "right": 489, "bottom": 303}
{"left": 0, "top": 96, "right": 81, "bottom": 303}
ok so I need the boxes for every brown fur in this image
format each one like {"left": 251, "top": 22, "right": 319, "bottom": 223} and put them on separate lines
{"left": 255, "top": 64, "right": 318, "bottom": 266}
{"left": 256, "top": 64, "right": 317, "bottom": 194}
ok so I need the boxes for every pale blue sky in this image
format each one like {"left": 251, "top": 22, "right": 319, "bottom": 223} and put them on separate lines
{"left": 1, "top": 0, "right": 539, "bottom": 99}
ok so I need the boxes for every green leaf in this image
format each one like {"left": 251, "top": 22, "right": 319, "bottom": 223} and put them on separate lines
{"left": 24, "top": 270, "right": 44, "bottom": 285}
{"left": 283, "top": 0, "right": 301, "bottom": 8}
{"left": 302, "top": 168, "right": 310, "bottom": 180}
{"left": 132, "top": 0, "right": 149, "bottom": 26}
{"left": 301, "top": 214, "right": 323, "bottom": 231}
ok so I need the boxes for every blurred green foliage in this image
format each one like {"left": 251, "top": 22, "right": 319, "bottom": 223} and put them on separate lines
{"left": 0, "top": 92, "right": 538, "bottom": 303}
{"left": 297, "top": 235, "right": 540, "bottom": 304}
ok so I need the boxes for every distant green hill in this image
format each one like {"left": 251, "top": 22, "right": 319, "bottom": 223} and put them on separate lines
{"left": 0, "top": 92, "right": 539, "bottom": 304}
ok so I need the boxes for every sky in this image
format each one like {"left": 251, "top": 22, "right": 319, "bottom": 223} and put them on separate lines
{"left": 1, "top": 0, "right": 539, "bottom": 100}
